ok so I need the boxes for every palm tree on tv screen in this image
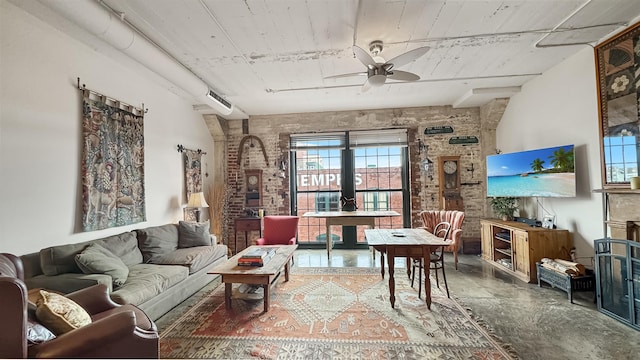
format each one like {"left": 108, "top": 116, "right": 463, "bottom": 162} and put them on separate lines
{"left": 530, "top": 158, "right": 545, "bottom": 173}
{"left": 548, "top": 147, "right": 574, "bottom": 172}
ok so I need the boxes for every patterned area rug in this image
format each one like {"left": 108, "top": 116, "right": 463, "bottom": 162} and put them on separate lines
{"left": 160, "top": 267, "right": 515, "bottom": 359}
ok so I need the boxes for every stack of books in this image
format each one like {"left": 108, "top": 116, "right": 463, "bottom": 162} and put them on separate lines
{"left": 237, "top": 247, "right": 276, "bottom": 267}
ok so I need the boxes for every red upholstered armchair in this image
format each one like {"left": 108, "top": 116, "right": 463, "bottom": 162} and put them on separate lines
{"left": 256, "top": 216, "right": 300, "bottom": 245}
{"left": 0, "top": 253, "right": 159, "bottom": 359}
{"left": 419, "top": 210, "right": 465, "bottom": 269}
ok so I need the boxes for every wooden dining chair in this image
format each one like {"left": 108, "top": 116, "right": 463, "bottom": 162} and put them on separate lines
{"left": 411, "top": 221, "right": 452, "bottom": 298}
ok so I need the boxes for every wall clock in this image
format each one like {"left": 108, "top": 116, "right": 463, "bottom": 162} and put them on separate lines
{"left": 438, "top": 156, "right": 463, "bottom": 210}
{"left": 248, "top": 174, "right": 258, "bottom": 187}
{"left": 245, "top": 169, "right": 262, "bottom": 206}
{"left": 439, "top": 156, "right": 460, "bottom": 192}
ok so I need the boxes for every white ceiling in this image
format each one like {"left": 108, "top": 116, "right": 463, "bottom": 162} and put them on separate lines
{"left": 20, "top": 1, "right": 640, "bottom": 119}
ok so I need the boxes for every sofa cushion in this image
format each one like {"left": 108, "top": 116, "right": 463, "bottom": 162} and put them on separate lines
{"left": 95, "top": 231, "right": 143, "bottom": 266}
{"left": 40, "top": 243, "right": 88, "bottom": 276}
{"left": 178, "top": 221, "right": 212, "bottom": 248}
{"left": 136, "top": 224, "right": 179, "bottom": 263}
{"left": 39, "top": 232, "right": 143, "bottom": 276}
{"left": 26, "top": 273, "right": 113, "bottom": 295}
{"left": 155, "top": 246, "right": 226, "bottom": 274}
{"left": 110, "top": 264, "right": 188, "bottom": 306}
{"left": 75, "top": 243, "right": 129, "bottom": 287}
{"left": 33, "top": 290, "right": 92, "bottom": 335}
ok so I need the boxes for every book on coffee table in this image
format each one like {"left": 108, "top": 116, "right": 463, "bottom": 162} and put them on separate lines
{"left": 237, "top": 247, "right": 276, "bottom": 266}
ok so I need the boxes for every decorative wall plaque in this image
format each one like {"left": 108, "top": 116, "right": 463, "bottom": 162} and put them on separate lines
{"left": 448, "top": 136, "right": 479, "bottom": 145}
{"left": 424, "top": 126, "right": 454, "bottom": 135}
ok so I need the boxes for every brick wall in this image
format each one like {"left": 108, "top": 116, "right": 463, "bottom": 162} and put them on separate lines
{"left": 212, "top": 103, "right": 505, "bottom": 253}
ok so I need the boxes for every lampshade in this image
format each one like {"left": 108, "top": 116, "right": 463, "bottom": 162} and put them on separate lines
{"left": 187, "top": 192, "right": 209, "bottom": 208}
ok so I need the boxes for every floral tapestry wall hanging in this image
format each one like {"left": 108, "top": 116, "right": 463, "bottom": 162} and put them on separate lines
{"left": 183, "top": 149, "right": 203, "bottom": 201}
{"left": 81, "top": 90, "right": 146, "bottom": 231}
{"left": 182, "top": 148, "right": 204, "bottom": 222}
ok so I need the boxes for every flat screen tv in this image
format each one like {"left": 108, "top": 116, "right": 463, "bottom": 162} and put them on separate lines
{"left": 487, "top": 144, "right": 576, "bottom": 197}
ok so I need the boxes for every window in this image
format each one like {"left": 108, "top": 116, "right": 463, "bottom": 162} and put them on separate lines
{"left": 292, "top": 133, "right": 344, "bottom": 245}
{"left": 604, "top": 135, "right": 639, "bottom": 183}
{"left": 315, "top": 192, "right": 340, "bottom": 212}
{"left": 291, "top": 130, "right": 408, "bottom": 247}
{"left": 362, "top": 191, "right": 389, "bottom": 211}
{"left": 353, "top": 144, "right": 404, "bottom": 234}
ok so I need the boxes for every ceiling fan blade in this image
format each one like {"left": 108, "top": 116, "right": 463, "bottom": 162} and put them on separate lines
{"left": 352, "top": 45, "right": 377, "bottom": 68}
{"left": 385, "top": 46, "right": 430, "bottom": 69}
{"left": 324, "top": 72, "right": 367, "bottom": 79}
{"left": 362, "top": 80, "right": 372, "bottom": 93}
{"left": 387, "top": 70, "right": 420, "bottom": 81}
{"left": 362, "top": 74, "right": 387, "bottom": 92}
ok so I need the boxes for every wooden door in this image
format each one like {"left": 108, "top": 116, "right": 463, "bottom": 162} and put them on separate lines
{"left": 481, "top": 221, "right": 493, "bottom": 261}
{"left": 513, "top": 230, "right": 530, "bottom": 278}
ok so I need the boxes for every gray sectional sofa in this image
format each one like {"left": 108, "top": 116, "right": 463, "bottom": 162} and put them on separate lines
{"left": 20, "top": 221, "right": 228, "bottom": 321}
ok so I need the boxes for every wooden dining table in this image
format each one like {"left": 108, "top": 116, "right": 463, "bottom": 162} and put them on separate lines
{"left": 365, "top": 228, "right": 452, "bottom": 310}
{"left": 302, "top": 210, "right": 400, "bottom": 259}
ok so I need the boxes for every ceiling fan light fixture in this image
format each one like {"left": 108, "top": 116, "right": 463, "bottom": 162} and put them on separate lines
{"left": 331, "top": 41, "right": 428, "bottom": 92}
{"left": 369, "top": 40, "right": 383, "bottom": 57}
{"left": 369, "top": 74, "right": 386, "bottom": 87}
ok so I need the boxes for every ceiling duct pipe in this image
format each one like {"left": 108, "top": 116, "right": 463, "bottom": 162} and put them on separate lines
{"left": 39, "top": 0, "right": 233, "bottom": 115}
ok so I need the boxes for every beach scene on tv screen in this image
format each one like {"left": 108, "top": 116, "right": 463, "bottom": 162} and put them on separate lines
{"left": 487, "top": 145, "right": 576, "bottom": 197}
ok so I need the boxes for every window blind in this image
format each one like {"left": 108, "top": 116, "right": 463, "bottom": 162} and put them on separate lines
{"left": 349, "top": 129, "right": 408, "bottom": 148}
{"left": 290, "top": 132, "right": 346, "bottom": 150}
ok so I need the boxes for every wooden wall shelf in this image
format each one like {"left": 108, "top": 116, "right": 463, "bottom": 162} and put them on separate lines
{"left": 593, "top": 188, "right": 640, "bottom": 194}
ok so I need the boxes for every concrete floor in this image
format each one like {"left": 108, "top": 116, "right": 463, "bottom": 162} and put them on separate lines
{"left": 292, "top": 249, "right": 640, "bottom": 360}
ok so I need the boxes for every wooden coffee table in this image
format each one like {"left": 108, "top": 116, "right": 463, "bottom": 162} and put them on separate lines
{"left": 208, "top": 244, "right": 297, "bottom": 312}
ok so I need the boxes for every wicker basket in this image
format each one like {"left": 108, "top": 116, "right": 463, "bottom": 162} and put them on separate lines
{"left": 536, "top": 262, "right": 595, "bottom": 303}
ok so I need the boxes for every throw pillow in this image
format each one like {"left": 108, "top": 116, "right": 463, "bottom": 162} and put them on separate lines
{"left": 75, "top": 243, "right": 129, "bottom": 287}
{"left": 178, "top": 220, "right": 211, "bottom": 248}
{"left": 34, "top": 290, "right": 92, "bottom": 335}
{"left": 27, "top": 319, "right": 57, "bottom": 344}
{"left": 27, "top": 300, "right": 56, "bottom": 344}
{"left": 136, "top": 224, "right": 179, "bottom": 263}
{"left": 95, "top": 231, "right": 143, "bottom": 266}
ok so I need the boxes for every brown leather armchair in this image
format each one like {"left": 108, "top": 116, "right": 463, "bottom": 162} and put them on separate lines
{"left": 0, "top": 253, "right": 159, "bottom": 358}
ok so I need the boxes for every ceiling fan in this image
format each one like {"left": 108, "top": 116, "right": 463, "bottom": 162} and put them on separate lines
{"left": 326, "top": 41, "right": 430, "bottom": 92}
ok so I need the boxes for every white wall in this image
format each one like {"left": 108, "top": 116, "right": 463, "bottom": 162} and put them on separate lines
{"left": 497, "top": 46, "right": 603, "bottom": 259}
{"left": 0, "top": 1, "right": 215, "bottom": 255}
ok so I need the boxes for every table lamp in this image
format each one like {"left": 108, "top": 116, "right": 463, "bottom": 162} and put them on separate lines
{"left": 187, "top": 192, "right": 209, "bottom": 222}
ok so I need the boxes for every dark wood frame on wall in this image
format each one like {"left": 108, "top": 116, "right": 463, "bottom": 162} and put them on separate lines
{"left": 595, "top": 22, "right": 640, "bottom": 188}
